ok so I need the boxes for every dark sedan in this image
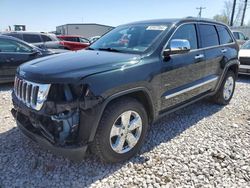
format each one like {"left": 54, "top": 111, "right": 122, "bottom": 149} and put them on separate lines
{"left": 0, "top": 35, "right": 64, "bottom": 83}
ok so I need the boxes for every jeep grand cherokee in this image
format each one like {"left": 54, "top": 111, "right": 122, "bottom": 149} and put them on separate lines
{"left": 12, "top": 18, "right": 239, "bottom": 163}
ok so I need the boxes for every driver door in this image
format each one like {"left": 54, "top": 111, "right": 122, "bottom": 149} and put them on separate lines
{"left": 160, "top": 23, "right": 207, "bottom": 111}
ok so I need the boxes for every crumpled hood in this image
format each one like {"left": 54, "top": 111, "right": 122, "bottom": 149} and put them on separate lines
{"left": 18, "top": 50, "right": 141, "bottom": 83}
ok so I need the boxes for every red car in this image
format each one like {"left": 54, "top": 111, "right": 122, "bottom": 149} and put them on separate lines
{"left": 57, "top": 35, "right": 90, "bottom": 50}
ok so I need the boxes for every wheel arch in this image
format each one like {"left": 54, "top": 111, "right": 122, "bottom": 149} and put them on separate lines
{"left": 215, "top": 59, "right": 239, "bottom": 92}
{"left": 102, "top": 87, "right": 155, "bottom": 124}
{"left": 87, "top": 87, "right": 156, "bottom": 143}
{"left": 227, "top": 63, "right": 239, "bottom": 78}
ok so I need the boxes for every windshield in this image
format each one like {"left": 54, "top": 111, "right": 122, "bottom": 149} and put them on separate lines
{"left": 90, "top": 24, "right": 170, "bottom": 53}
{"left": 241, "top": 41, "right": 250, "bottom": 49}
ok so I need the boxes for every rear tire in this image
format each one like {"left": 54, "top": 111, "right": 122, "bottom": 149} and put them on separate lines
{"left": 91, "top": 97, "right": 148, "bottom": 163}
{"left": 211, "top": 70, "right": 236, "bottom": 105}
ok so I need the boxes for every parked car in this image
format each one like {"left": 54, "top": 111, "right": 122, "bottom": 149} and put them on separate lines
{"left": 2, "top": 32, "right": 68, "bottom": 50}
{"left": 0, "top": 35, "right": 65, "bottom": 83}
{"left": 57, "top": 35, "right": 90, "bottom": 50}
{"left": 232, "top": 31, "right": 249, "bottom": 46}
{"left": 238, "top": 40, "right": 250, "bottom": 75}
{"left": 12, "top": 18, "right": 239, "bottom": 163}
{"left": 89, "top": 36, "right": 101, "bottom": 43}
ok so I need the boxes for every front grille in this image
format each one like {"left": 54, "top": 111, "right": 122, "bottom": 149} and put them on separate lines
{"left": 239, "top": 57, "right": 250, "bottom": 65}
{"left": 14, "top": 77, "right": 51, "bottom": 111}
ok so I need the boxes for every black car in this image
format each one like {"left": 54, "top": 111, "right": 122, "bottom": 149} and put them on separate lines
{"left": 12, "top": 18, "right": 239, "bottom": 163}
{"left": 0, "top": 35, "right": 64, "bottom": 83}
{"left": 2, "top": 31, "right": 66, "bottom": 50}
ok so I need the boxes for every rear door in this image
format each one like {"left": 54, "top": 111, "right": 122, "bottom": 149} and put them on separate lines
{"left": 216, "top": 26, "right": 238, "bottom": 75}
{"left": 197, "top": 24, "right": 222, "bottom": 91}
{"left": 0, "top": 38, "right": 37, "bottom": 80}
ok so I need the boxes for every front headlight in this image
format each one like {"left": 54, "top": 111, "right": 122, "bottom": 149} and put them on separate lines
{"left": 36, "top": 84, "right": 51, "bottom": 107}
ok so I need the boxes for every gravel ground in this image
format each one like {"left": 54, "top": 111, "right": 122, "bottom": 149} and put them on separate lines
{"left": 0, "top": 76, "right": 250, "bottom": 188}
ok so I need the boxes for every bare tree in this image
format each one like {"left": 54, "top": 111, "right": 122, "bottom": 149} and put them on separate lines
{"left": 234, "top": 1, "right": 244, "bottom": 26}
{"left": 214, "top": 0, "right": 244, "bottom": 26}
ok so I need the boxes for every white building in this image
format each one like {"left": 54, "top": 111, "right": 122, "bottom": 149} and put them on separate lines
{"left": 56, "top": 23, "right": 114, "bottom": 38}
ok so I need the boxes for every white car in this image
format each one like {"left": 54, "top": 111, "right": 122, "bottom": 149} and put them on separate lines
{"left": 238, "top": 40, "right": 250, "bottom": 75}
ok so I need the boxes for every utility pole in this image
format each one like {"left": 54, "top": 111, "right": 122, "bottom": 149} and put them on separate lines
{"left": 230, "top": 0, "right": 237, "bottom": 26}
{"left": 241, "top": 0, "right": 248, "bottom": 26}
{"left": 196, "top": 7, "right": 206, "bottom": 18}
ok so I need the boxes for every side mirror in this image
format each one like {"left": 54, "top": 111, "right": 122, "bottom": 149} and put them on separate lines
{"left": 163, "top": 39, "right": 191, "bottom": 57}
{"left": 30, "top": 49, "right": 42, "bottom": 56}
{"left": 245, "top": 37, "right": 249, "bottom": 40}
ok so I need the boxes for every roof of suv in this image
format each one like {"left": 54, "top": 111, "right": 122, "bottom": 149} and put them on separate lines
{"left": 3, "top": 31, "right": 51, "bottom": 34}
{"left": 2, "top": 31, "right": 57, "bottom": 37}
{"left": 0, "top": 34, "right": 25, "bottom": 41}
{"left": 126, "top": 17, "right": 227, "bottom": 27}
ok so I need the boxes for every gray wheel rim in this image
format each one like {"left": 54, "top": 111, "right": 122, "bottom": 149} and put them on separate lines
{"left": 109, "top": 110, "right": 142, "bottom": 154}
{"left": 223, "top": 76, "right": 234, "bottom": 100}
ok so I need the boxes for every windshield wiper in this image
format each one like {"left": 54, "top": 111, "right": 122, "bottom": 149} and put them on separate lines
{"left": 97, "top": 48, "right": 121, "bottom": 52}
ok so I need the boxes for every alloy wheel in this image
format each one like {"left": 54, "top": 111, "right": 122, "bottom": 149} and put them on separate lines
{"left": 109, "top": 110, "right": 142, "bottom": 154}
{"left": 223, "top": 76, "right": 234, "bottom": 100}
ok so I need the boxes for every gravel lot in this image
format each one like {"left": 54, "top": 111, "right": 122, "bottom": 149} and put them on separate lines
{"left": 0, "top": 76, "right": 250, "bottom": 188}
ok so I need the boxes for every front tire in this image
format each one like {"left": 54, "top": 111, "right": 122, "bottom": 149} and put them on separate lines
{"left": 211, "top": 70, "right": 236, "bottom": 105}
{"left": 91, "top": 97, "right": 148, "bottom": 163}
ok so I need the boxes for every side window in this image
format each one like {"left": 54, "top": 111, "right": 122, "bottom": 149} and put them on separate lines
{"left": 80, "top": 38, "right": 89, "bottom": 43}
{"left": 171, "top": 24, "right": 198, "bottom": 49}
{"left": 233, "top": 32, "right": 240, "bottom": 39}
{"left": 23, "top": 34, "right": 42, "bottom": 43}
{"left": 199, "top": 24, "right": 219, "bottom": 48}
{"left": 216, "top": 26, "right": 233, "bottom": 44}
{"left": 64, "top": 37, "right": 79, "bottom": 42}
{"left": 41, "top": 35, "right": 52, "bottom": 42}
{"left": 239, "top": 32, "right": 246, "bottom": 40}
{"left": 0, "top": 39, "right": 32, "bottom": 53}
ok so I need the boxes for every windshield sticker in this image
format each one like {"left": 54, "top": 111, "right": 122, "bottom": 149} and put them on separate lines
{"left": 146, "top": 25, "right": 168, "bottom": 31}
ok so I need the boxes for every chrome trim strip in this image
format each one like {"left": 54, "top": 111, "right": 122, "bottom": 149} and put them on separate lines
{"left": 161, "top": 21, "right": 236, "bottom": 57}
{"left": 240, "top": 64, "right": 250, "bottom": 70}
{"left": 164, "top": 77, "right": 219, "bottom": 100}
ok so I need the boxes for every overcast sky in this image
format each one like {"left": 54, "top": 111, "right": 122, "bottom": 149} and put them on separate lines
{"left": 0, "top": 0, "right": 249, "bottom": 32}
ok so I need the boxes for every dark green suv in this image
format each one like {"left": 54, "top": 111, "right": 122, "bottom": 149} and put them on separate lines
{"left": 12, "top": 18, "right": 239, "bottom": 163}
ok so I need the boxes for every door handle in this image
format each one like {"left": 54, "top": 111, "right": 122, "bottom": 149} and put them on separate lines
{"left": 221, "top": 49, "right": 227, "bottom": 53}
{"left": 194, "top": 54, "right": 204, "bottom": 60}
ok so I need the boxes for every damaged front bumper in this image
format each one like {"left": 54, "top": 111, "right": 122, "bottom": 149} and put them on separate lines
{"left": 11, "top": 92, "right": 103, "bottom": 161}
{"left": 14, "top": 111, "right": 88, "bottom": 161}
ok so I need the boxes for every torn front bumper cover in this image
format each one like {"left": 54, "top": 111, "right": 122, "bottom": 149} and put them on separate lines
{"left": 15, "top": 114, "right": 88, "bottom": 161}
{"left": 11, "top": 92, "right": 89, "bottom": 161}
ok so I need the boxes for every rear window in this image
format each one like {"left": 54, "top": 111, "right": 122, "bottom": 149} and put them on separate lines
{"left": 199, "top": 24, "right": 219, "bottom": 48}
{"left": 0, "top": 38, "right": 32, "bottom": 53}
{"left": 63, "top": 37, "right": 79, "bottom": 42}
{"left": 41, "top": 35, "right": 52, "bottom": 42}
{"left": 23, "top": 34, "right": 42, "bottom": 43}
{"left": 216, "top": 26, "right": 233, "bottom": 44}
